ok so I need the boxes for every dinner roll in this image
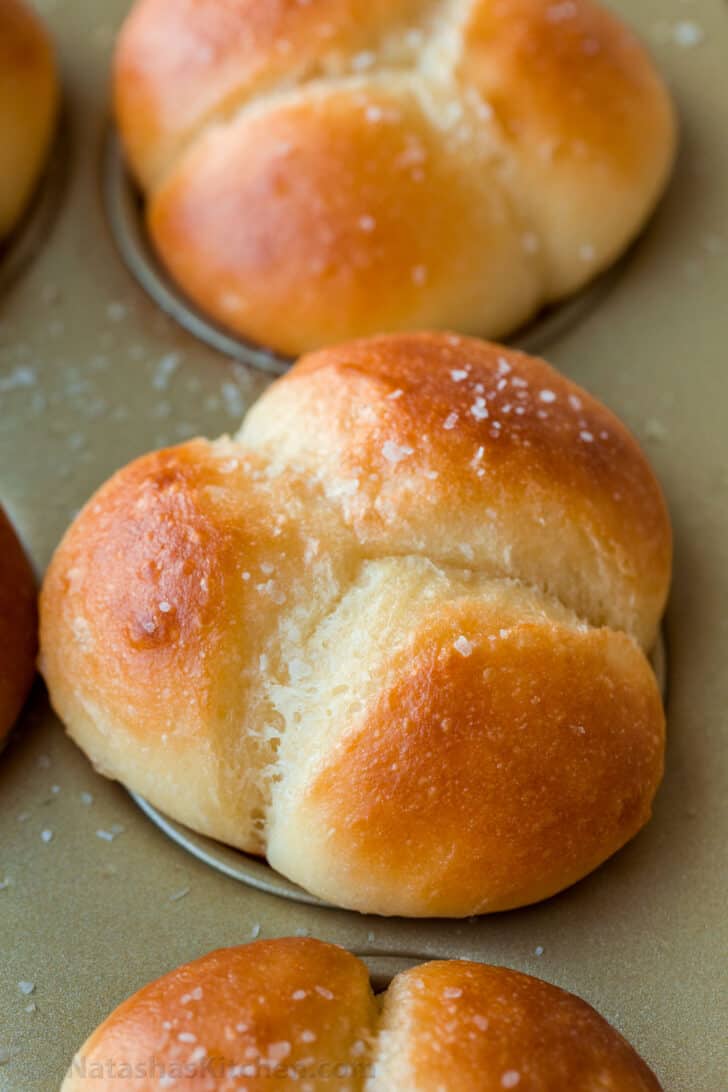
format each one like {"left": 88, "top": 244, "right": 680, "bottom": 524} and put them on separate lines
{"left": 114, "top": 0, "right": 675, "bottom": 356}
{"left": 61, "top": 937, "right": 662, "bottom": 1090}
{"left": 0, "top": 506, "right": 37, "bottom": 743}
{"left": 40, "top": 334, "right": 670, "bottom": 916}
{"left": 0, "top": 0, "right": 58, "bottom": 238}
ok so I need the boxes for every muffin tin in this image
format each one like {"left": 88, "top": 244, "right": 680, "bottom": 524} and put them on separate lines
{"left": 1, "top": 1, "right": 728, "bottom": 1089}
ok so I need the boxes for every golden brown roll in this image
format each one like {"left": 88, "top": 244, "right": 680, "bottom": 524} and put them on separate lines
{"left": 114, "top": 0, "right": 675, "bottom": 356}
{"left": 61, "top": 937, "right": 663, "bottom": 1090}
{"left": 0, "top": 505, "right": 37, "bottom": 742}
{"left": 40, "top": 333, "right": 670, "bottom": 916}
{"left": 0, "top": 0, "right": 58, "bottom": 239}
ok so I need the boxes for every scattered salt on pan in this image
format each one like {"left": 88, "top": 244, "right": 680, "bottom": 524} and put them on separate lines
{"left": 472, "top": 1014, "right": 489, "bottom": 1031}
{"left": 443, "top": 987, "right": 462, "bottom": 999}
{"left": 443, "top": 412, "right": 459, "bottom": 430}
{"left": 242, "top": 572, "right": 251, "bottom": 581}
{"left": 96, "top": 830, "right": 115, "bottom": 842}
{"left": 568, "top": 394, "right": 583, "bottom": 411}
{"left": 159, "top": 601, "right": 171, "bottom": 613}
{"left": 579, "top": 430, "right": 594, "bottom": 443}
{"left": 40, "top": 830, "right": 53, "bottom": 844}
{"left": 382, "top": 440, "right": 414, "bottom": 464}
{"left": 502, "top": 1072, "right": 521, "bottom": 1088}
{"left": 454, "top": 636, "right": 473, "bottom": 657}
{"left": 534, "top": 945, "right": 545, "bottom": 956}
{"left": 470, "top": 398, "right": 489, "bottom": 420}
{"left": 169, "top": 887, "right": 190, "bottom": 902}
{"left": 250, "top": 923, "right": 261, "bottom": 939}
{"left": 292, "top": 990, "right": 307, "bottom": 1001}
{"left": 300, "top": 1030, "right": 316, "bottom": 1043}
{"left": 142, "top": 620, "right": 156, "bottom": 634}
{"left": 18, "top": 982, "right": 35, "bottom": 996}
{"left": 673, "top": 20, "right": 703, "bottom": 47}
{"left": 450, "top": 369, "right": 468, "bottom": 382}
{"left": 424, "top": 470, "right": 439, "bottom": 480}
{"left": 387, "top": 388, "right": 404, "bottom": 400}
{"left": 539, "top": 390, "right": 556, "bottom": 403}
{"left": 260, "top": 562, "right": 274, "bottom": 575}
{"left": 259, "top": 654, "right": 268, "bottom": 671}
{"left": 315, "top": 986, "right": 334, "bottom": 1000}
{"left": 178, "top": 1032, "right": 196, "bottom": 1043}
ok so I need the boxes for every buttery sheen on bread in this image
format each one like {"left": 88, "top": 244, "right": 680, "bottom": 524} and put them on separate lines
{"left": 61, "top": 937, "right": 663, "bottom": 1091}
{"left": 40, "top": 333, "right": 671, "bottom": 916}
{"left": 114, "top": 0, "right": 675, "bottom": 356}
{"left": 0, "top": 506, "right": 37, "bottom": 743}
{"left": 0, "top": 0, "right": 58, "bottom": 238}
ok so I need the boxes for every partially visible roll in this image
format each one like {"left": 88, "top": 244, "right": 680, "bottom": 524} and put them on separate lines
{"left": 0, "top": 0, "right": 58, "bottom": 238}
{"left": 61, "top": 937, "right": 663, "bottom": 1090}
{"left": 0, "top": 506, "right": 37, "bottom": 743}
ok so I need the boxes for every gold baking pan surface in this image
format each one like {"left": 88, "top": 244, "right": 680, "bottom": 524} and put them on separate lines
{"left": 1, "top": 1, "right": 727, "bottom": 1089}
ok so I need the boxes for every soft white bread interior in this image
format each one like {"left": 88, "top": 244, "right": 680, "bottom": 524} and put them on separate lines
{"left": 40, "top": 333, "right": 671, "bottom": 916}
{"left": 114, "top": 0, "right": 675, "bottom": 355}
{"left": 61, "top": 937, "right": 663, "bottom": 1091}
{"left": 0, "top": 0, "right": 58, "bottom": 238}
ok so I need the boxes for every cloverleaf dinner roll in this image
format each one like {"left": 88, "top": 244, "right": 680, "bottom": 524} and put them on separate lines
{"left": 0, "top": 505, "right": 37, "bottom": 744}
{"left": 61, "top": 937, "right": 663, "bottom": 1090}
{"left": 114, "top": 0, "right": 675, "bottom": 356}
{"left": 0, "top": 0, "right": 58, "bottom": 239}
{"left": 40, "top": 333, "right": 671, "bottom": 917}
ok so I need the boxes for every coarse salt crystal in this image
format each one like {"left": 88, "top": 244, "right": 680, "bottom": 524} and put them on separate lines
{"left": 454, "top": 636, "right": 473, "bottom": 657}
{"left": 382, "top": 440, "right": 414, "bottom": 464}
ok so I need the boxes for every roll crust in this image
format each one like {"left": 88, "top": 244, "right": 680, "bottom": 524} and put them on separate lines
{"left": 114, "top": 0, "right": 675, "bottom": 355}
{"left": 0, "top": 506, "right": 37, "bottom": 744}
{"left": 0, "top": 0, "right": 58, "bottom": 238}
{"left": 40, "top": 334, "right": 671, "bottom": 916}
{"left": 61, "top": 938, "right": 663, "bottom": 1091}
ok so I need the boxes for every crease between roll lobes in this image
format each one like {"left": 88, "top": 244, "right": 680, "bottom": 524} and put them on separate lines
{"left": 40, "top": 333, "right": 671, "bottom": 917}
{"left": 60, "top": 938, "right": 663, "bottom": 1091}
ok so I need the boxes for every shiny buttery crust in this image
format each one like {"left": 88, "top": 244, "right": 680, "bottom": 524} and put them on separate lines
{"left": 114, "top": 0, "right": 675, "bottom": 355}
{"left": 0, "top": 0, "right": 58, "bottom": 238}
{"left": 0, "top": 506, "right": 37, "bottom": 743}
{"left": 40, "top": 333, "right": 670, "bottom": 916}
{"left": 61, "top": 937, "right": 662, "bottom": 1091}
